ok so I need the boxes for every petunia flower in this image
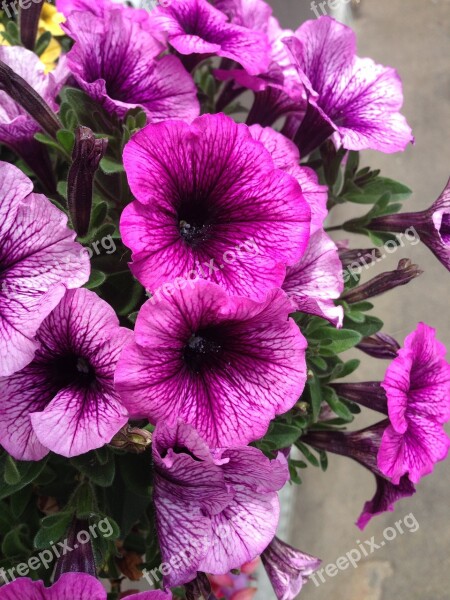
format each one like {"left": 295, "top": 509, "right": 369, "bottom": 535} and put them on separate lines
{"left": 152, "top": 0, "right": 271, "bottom": 75}
{"left": 0, "top": 162, "right": 89, "bottom": 377}
{"left": 63, "top": 9, "right": 199, "bottom": 121}
{"left": 0, "top": 45, "right": 67, "bottom": 189}
{"left": 261, "top": 537, "right": 321, "bottom": 600}
{"left": 247, "top": 125, "right": 343, "bottom": 325}
{"left": 115, "top": 281, "right": 307, "bottom": 448}
{"left": 286, "top": 16, "right": 413, "bottom": 156}
{"left": 0, "top": 288, "right": 132, "bottom": 460}
{"left": 151, "top": 420, "right": 289, "bottom": 586}
{"left": 213, "top": 0, "right": 272, "bottom": 32}
{"left": 303, "top": 422, "right": 416, "bottom": 530}
{"left": 0, "top": 572, "right": 171, "bottom": 600}
{"left": 120, "top": 113, "right": 310, "bottom": 302}
{"left": 215, "top": 17, "right": 306, "bottom": 124}
{"left": 378, "top": 322, "right": 450, "bottom": 484}
{"left": 367, "top": 178, "right": 450, "bottom": 272}
{"left": 282, "top": 229, "right": 344, "bottom": 327}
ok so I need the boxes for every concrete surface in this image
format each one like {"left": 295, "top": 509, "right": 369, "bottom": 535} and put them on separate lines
{"left": 264, "top": 1, "right": 450, "bottom": 599}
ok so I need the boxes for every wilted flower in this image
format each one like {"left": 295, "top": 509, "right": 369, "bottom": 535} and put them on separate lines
{"left": 0, "top": 288, "right": 132, "bottom": 460}
{"left": 261, "top": 537, "right": 321, "bottom": 600}
{"left": 151, "top": 420, "right": 289, "bottom": 586}
{"left": 63, "top": 8, "right": 199, "bottom": 121}
{"left": 367, "top": 178, "right": 450, "bottom": 272}
{"left": 378, "top": 322, "right": 450, "bottom": 483}
{"left": 341, "top": 259, "right": 422, "bottom": 304}
{"left": 0, "top": 162, "right": 89, "bottom": 377}
{"left": 120, "top": 114, "right": 310, "bottom": 301}
{"left": 153, "top": 0, "right": 271, "bottom": 74}
{"left": 116, "top": 281, "right": 307, "bottom": 448}
{"left": 287, "top": 16, "right": 413, "bottom": 155}
{"left": 0, "top": 572, "right": 171, "bottom": 599}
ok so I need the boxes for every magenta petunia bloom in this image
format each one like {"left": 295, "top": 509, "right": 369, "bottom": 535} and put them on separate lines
{"left": 152, "top": 420, "right": 289, "bottom": 586}
{"left": 303, "top": 422, "right": 416, "bottom": 530}
{"left": 0, "top": 572, "right": 171, "bottom": 600}
{"left": 0, "top": 162, "right": 89, "bottom": 377}
{"left": 0, "top": 288, "right": 132, "bottom": 460}
{"left": 378, "top": 323, "right": 450, "bottom": 484}
{"left": 368, "top": 178, "right": 450, "bottom": 272}
{"left": 63, "top": 9, "right": 199, "bottom": 121}
{"left": 213, "top": 0, "right": 272, "bottom": 31}
{"left": 152, "top": 0, "right": 270, "bottom": 75}
{"left": 261, "top": 537, "right": 321, "bottom": 600}
{"left": 215, "top": 17, "right": 305, "bottom": 125}
{"left": 282, "top": 230, "right": 344, "bottom": 327}
{"left": 120, "top": 114, "right": 310, "bottom": 302}
{"left": 287, "top": 16, "right": 413, "bottom": 156}
{"left": 248, "top": 124, "right": 327, "bottom": 234}
{"left": 115, "top": 281, "right": 307, "bottom": 448}
{"left": 0, "top": 46, "right": 67, "bottom": 187}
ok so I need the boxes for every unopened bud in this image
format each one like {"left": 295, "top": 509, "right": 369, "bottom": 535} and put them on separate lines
{"left": 110, "top": 425, "right": 152, "bottom": 454}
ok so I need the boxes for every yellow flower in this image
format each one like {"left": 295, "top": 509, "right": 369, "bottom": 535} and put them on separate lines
{"left": 39, "top": 2, "right": 65, "bottom": 37}
{"left": 0, "top": 3, "right": 65, "bottom": 73}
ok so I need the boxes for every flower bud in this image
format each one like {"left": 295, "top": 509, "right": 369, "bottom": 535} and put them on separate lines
{"left": 109, "top": 425, "right": 152, "bottom": 454}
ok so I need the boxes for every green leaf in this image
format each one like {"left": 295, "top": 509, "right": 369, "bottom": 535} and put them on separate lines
{"left": 306, "top": 372, "right": 322, "bottom": 422}
{"left": 99, "top": 157, "right": 125, "bottom": 174}
{"left": 34, "top": 512, "right": 73, "bottom": 549}
{"left": 0, "top": 456, "right": 48, "bottom": 500}
{"left": 333, "top": 358, "right": 360, "bottom": 380}
{"left": 4, "top": 455, "right": 21, "bottom": 485}
{"left": 35, "top": 31, "right": 52, "bottom": 56}
{"left": 85, "top": 269, "right": 107, "bottom": 290}
{"left": 71, "top": 450, "right": 116, "bottom": 488}
{"left": 313, "top": 328, "right": 362, "bottom": 354}
{"left": 56, "top": 129, "right": 75, "bottom": 154}
{"left": 343, "top": 176, "right": 412, "bottom": 204}
{"left": 323, "top": 387, "right": 353, "bottom": 421}
{"left": 295, "top": 442, "right": 320, "bottom": 467}
{"left": 343, "top": 315, "right": 383, "bottom": 337}
{"left": 91, "top": 202, "right": 109, "bottom": 229}
{"left": 263, "top": 422, "right": 301, "bottom": 449}
{"left": 2, "top": 525, "right": 31, "bottom": 558}
{"left": 10, "top": 486, "right": 33, "bottom": 520}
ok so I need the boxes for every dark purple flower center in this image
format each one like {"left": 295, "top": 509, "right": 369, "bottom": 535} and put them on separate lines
{"left": 48, "top": 354, "right": 97, "bottom": 389}
{"left": 178, "top": 203, "right": 213, "bottom": 247}
{"left": 183, "top": 330, "right": 223, "bottom": 373}
{"left": 439, "top": 213, "right": 450, "bottom": 244}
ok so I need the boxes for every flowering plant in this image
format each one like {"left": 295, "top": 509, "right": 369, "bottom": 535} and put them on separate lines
{"left": 0, "top": 1, "right": 449, "bottom": 599}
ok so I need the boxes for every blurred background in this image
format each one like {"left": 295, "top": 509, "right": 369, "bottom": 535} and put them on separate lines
{"left": 263, "top": 1, "right": 450, "bottom": 599}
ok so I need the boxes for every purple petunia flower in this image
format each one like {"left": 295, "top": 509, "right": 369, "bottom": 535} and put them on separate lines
{"left": 303, "top": 422, "right": 416, "bottom": 530}
{"left": 282, "top": 230, "right": 344, "bottom": 327}
{"left": 120, "top": 114, "right": 310, "bottom": 302}
{"left": 63, "top": 9, "right": 199, "bottom": 121}
{"left": 151, "top": 420, "right": 289, "bottom": 586}
{"left": 0, "top": 162, "right": 89, "bottom": 377}
{"left": 115, "top": 281, "right": 307, "bottom": 448}
{"left": 0, "top": 572, "right": 171, "bottom": 599}
{"left": 213, "top": 0, "right": 273, "bottom": 32}
{"left": 0, "top": 288, "right": 132, "bottom": 460}
{"left": 152, "top": 0, "right": 271, "bottom": 75}
{"left": 261, "top": 537, "right": 321, "bottom": 600}
{"left": 368, "top": 178, "right": 450, "bottom": 272}
{"left": 378, "top": 323, "right": 450, "bottom": 484}
{"left": 0, "top": 46, "right": 67, "bottom": 188}
{"left": 286, "top": 16, "right": 413, "bottom": 155}
{"left": 246, "top": 125, "right": 343, "bottom": 325}
{"left": 215, "top": 17, "right": 305, "bottom": 124}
